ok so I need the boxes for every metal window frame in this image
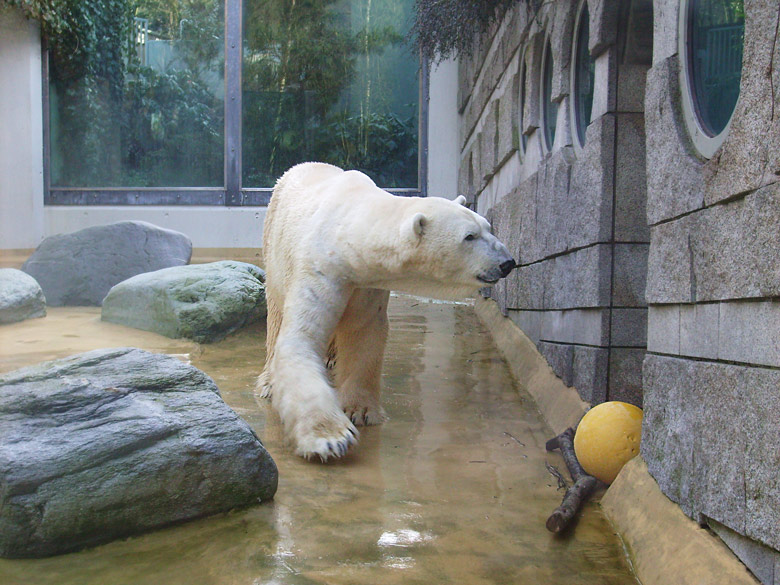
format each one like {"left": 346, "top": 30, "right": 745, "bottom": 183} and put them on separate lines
{"left": 43, "top": 0, "right": 428, "bottom": 207}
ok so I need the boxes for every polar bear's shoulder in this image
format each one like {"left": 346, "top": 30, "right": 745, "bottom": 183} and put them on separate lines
{"left": 282, "top": 163, "right": 378, "bottom": 191}
{"left": 277, "top": 162, "right": 345, "bottom": 191}
{"left": 275, "top": 163, "right": 386, "bottom": 211}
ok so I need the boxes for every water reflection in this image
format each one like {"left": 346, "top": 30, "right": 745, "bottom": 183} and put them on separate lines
{"left": 0, "top": 295, "right": 638, "bottom": 585}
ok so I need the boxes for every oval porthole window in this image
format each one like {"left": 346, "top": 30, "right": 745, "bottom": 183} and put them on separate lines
{"left": 542, "top": 40, "right": 557, "bottom": 151}
{"left": 519, "top": 59, "right": 528, "bottom": 152}
{"left": 680, "top": 0, "right": 744, "bottom": 157}
{"left": 573, "top": 3, "right": 595, "bottom": 147}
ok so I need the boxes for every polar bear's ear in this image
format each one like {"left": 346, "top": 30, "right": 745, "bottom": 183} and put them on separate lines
{"left": 404, "top": 212, "right": 428, "bottom": 239}
{"left": 454, "top": 195, "right": 467, "bottom": 206}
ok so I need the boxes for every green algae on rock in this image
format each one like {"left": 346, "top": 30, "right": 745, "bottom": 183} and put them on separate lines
{"left": 0, "top": 347, "right": 277, "bottom": 558}
{"left": 102, "top": 261, "right": 266, "bottom": 343}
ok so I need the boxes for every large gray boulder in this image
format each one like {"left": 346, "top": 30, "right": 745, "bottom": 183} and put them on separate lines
{"left": 21, "top": 221, "right": 192, "bottom": 306}
{"left": 0, "top": 347, "right": 277, "bottom": 558}
{"left": 102, "top": 261, "right": 266, "bottom": 343}
{"left": 0, "top": 268, "right": 46, "bottom": 324}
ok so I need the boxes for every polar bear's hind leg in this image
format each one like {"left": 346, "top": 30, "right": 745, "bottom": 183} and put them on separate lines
{"left": 333, "top": 288, "right": 390, "bottom": 426}
{"left": 256, "top": 283, "right": 283, "bottom": 399}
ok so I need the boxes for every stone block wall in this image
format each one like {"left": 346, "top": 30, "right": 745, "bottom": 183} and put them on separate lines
{"left": 458, "top": 0, "right": 651, "bottom": 407}
{"left": 640, "top": 1, "right": 780, "bottom": 581}
{"left": 458, "top": 0, "right": 780, "bottom": 580}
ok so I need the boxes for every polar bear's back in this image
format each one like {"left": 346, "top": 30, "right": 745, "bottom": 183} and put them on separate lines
{"left": 267, "top": 162, "right": 342, "bottom": 218}
{"left": 264, "top": 162, "right": 385, "bottom": 247}
{"left": 264, "top": 163, "right": 364, "bottom": 291}
{"left": 263, "top": 162, "right": 402, "bottom": 294}
{"left": 264, "top": 162, "right": 340, "bottom": 250}
{"left": 276, "top": 162, "right": 344, "bottom": 199}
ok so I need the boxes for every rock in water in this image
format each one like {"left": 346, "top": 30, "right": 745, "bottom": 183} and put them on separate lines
{"left": 0, "top": 268, "right": 46, "bottom": 324}
{"left": 0, "top": 348, "right": 278, "bottom": 558}
{"left": 21, "top": 221, "right": 192, "bottom": 306}
{"left": 102, "top": 261, "right": 267, "bottom": 343}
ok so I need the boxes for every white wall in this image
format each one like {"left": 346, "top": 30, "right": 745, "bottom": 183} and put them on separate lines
{"left": 426, "top": 58, "right": 460, "bottom": 199}
{"left": 44, "top": 206, "right": 265, "bottom": 248}
{"left": 0, "top": 7, "right": 44, "bottom": 249}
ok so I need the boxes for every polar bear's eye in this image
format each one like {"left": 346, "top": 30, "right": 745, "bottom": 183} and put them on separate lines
{"left": 464, "top": 233, "right": 477, "bottom": 242}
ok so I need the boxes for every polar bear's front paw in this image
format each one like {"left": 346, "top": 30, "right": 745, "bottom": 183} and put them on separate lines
{"left": 294, "top": 411, "right": 359, "bottom": 462}
{"left": 344, "top": 404, "right": 386, "bottom": 426}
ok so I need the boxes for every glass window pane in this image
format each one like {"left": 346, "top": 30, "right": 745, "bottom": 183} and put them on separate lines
{"left": 519, "top": 60, "right": 527, "bottom": 151}
{"left": 242, "top": 0, "right": 419, "bottom": 188}
{"left": 688, "top": 0, "right": 744, "bottom": 136}
{"left": 50, "top": 0, "right": 224, "bottom": 187}
{"left": 49, "top": 1, "right": 225, "bottom": 188}
{"left": 542, "top": 41, "right": 557, "bottom": 150}
{"left": 574, "top": 4, "right": 594, "bottom": 146}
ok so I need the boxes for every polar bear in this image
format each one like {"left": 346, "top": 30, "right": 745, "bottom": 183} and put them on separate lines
{"left": 258, "top": 162, "right": 515, "bottom": 461}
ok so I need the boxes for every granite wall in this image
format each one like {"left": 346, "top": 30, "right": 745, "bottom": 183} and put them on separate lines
{"left": 458, "top": 0, "right": 651, "bottom": 407}
{"left": 641, "top": 1, "right": 780, "bottom": 582}
{"left": 458, "top": 0, "right": 779, "bottom": 581}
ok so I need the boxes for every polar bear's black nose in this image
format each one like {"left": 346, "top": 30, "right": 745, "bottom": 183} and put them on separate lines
{"left": 499, "top": 259, "right": 516, "bottom": 277}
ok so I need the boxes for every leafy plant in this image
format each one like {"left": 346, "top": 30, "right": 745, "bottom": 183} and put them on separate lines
{"left": 409, "top": 0, "right": 521, "bottom": 63}
{"left": 121, "top": 66, "right": 224, "bottom": 186}
{"left": 5, "top": 0, "right": 132, "bottom": 93}
{"left": 313, "top": 111, "right": 418, "bottom": 187}
{"left": 242, "top": 0, "right": 418, "bottom": 188}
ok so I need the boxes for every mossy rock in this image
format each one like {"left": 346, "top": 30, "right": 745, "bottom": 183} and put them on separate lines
{"left": 0, "top": 347, "right": 277, "bottom": 558}
{"left": 102, "top": 261, "right": 266, "bottom": 343}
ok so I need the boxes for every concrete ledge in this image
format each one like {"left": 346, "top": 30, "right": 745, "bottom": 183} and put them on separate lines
{"left": 43, "top": 206, "right": 267, "bottom": 249}
{"left": 474, "top": 296, "right": 588, "bottom": 434}
{"left": 2, "top": 248, "right": 264, "bottom": 270}
{"left": 602, "top": 457, "right": 759, "bottom": 585}
{"left": 0, "top": 249, "right": 34, "bottom": 269}
{"left": 191, "top": 248, "right": 263, "bottom": 266}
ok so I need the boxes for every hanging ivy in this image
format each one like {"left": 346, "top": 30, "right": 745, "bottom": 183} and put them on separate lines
{"left": 409, "top": 0, "right": 524, "bottom": 63}
{"left": 4, "top": 0, "right": 132, "bottom": 96}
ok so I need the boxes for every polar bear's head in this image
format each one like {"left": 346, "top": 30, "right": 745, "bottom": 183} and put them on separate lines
{"left": 396, "top": 195, "right": 516, "bottom": 299}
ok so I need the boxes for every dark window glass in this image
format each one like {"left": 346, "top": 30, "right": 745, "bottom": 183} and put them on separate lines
{"left": 574, "top": 4, "right": 594, "bottom": 146}
{"left": 519, "top": 60, "right": 527, "bottom": 151}
{"left": 50, "top": 1, "right": 225, "bottom": 187}
{"left": 542, "top": 41, "right": 557, "bottom": 151}
{"left": 242, "top": 0, "right": 419, "bottom": 188}
{"left": 687, "top": 0, "right": 744, "bottom": 136}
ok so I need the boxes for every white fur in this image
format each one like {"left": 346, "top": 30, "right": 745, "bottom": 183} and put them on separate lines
{"left": 258, "top": 163, "right": 513, "bottom": 461}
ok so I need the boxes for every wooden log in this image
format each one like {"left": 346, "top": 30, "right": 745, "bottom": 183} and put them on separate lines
{"left": 545, "top": 427, "right": 600, "bottom": 533}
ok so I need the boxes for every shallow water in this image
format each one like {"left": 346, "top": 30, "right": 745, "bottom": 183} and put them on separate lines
{"left": 0, "top": 295, "right": 638, "bottom": 585}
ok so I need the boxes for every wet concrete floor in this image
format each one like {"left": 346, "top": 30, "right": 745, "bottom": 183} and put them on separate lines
{"left": 0, "top": 295, "right": 638, "bottom": 585}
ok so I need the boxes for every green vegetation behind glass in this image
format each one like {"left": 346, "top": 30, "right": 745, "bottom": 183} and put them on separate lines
{"left": 35, "top": 0, "right": 418, "bottom": 189}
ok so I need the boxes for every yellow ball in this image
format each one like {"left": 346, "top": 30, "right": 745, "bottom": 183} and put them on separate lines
{"left": 573, "top": 401, "right": 643, "bottom": 484}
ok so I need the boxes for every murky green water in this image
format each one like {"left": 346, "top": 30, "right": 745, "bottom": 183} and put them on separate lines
{"left": 0, "top": 295, "right": 637, "bottom": 585}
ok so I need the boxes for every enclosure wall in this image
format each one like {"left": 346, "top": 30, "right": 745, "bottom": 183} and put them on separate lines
{"left": 457, "top": 0, "right": 651, "bottom": 408}
{"left": 0, "top": 7, "right": 44, "bottom": 248}
{"left": 641, "top": 1, "right": 780, "bottom": 581}
{"left": 457, "top": 1, "right": 780, "bottom": 581}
